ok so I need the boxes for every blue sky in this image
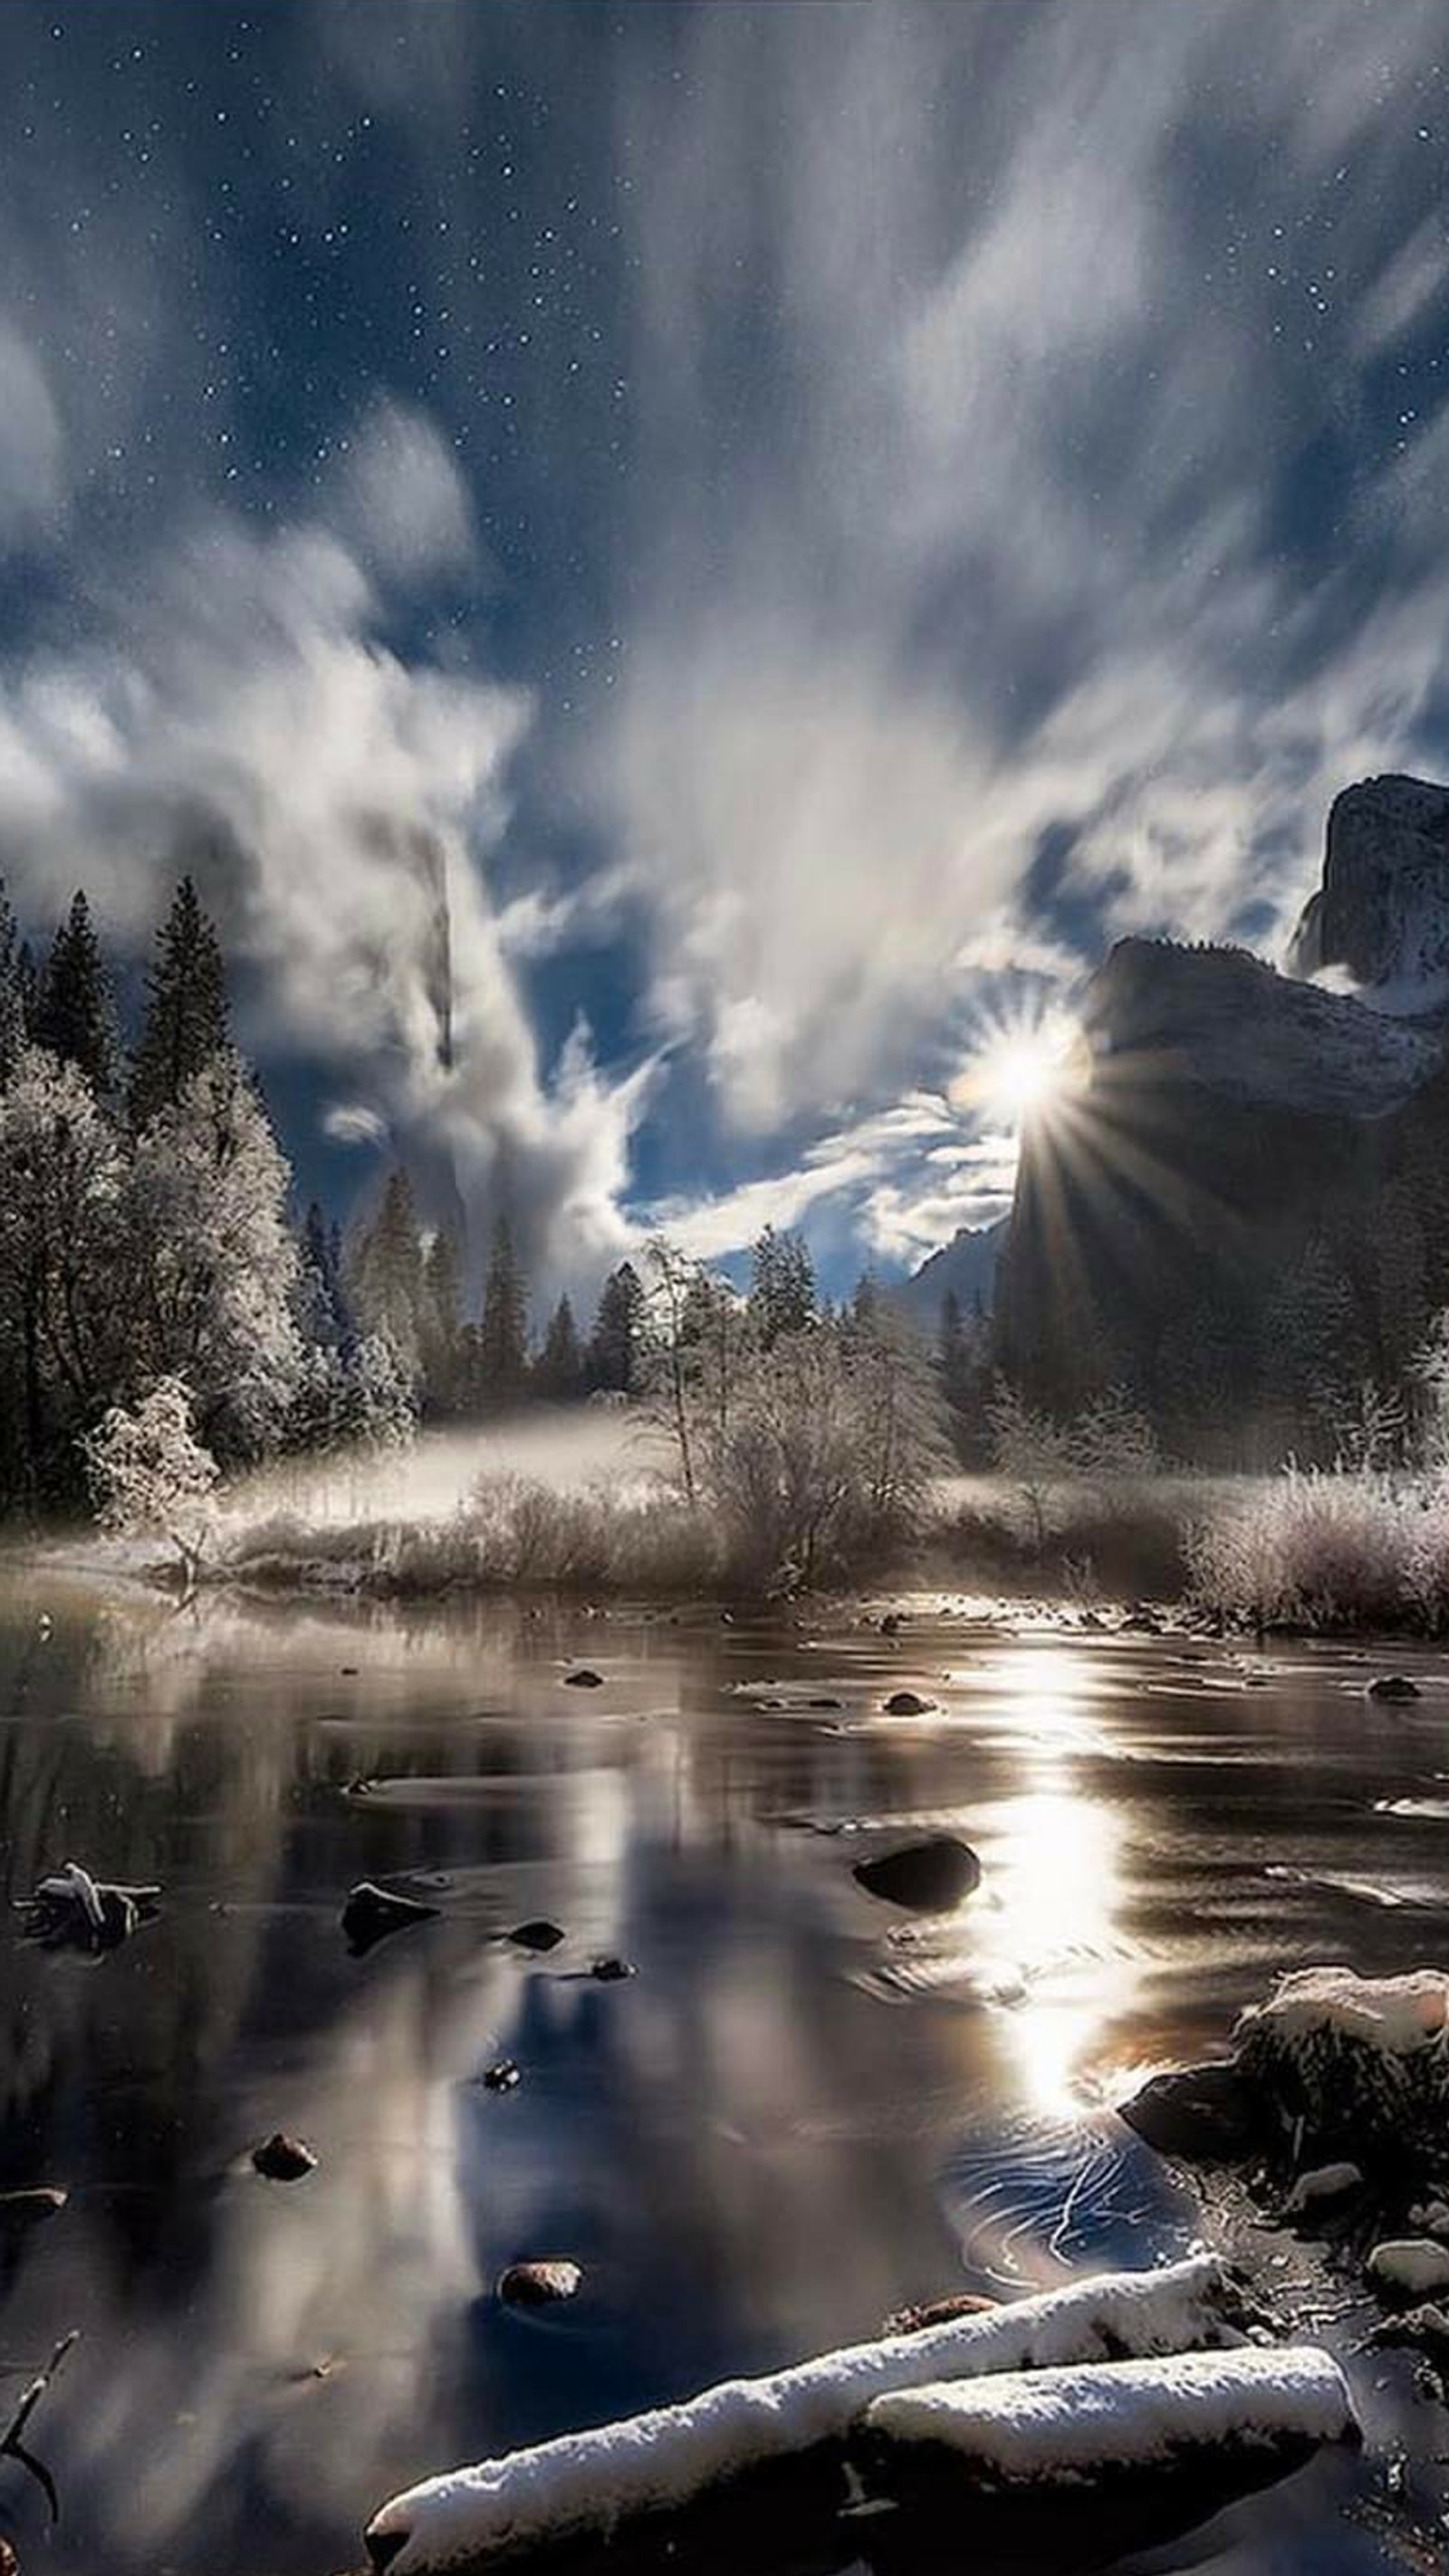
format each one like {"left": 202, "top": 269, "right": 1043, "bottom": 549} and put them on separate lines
{"left": 4, "top": 1, "right": 1449, "bottom": 1300}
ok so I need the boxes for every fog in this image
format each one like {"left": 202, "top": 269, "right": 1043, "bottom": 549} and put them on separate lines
{"left": 217, "top": 1404, "right": 667, "bottom": 1538}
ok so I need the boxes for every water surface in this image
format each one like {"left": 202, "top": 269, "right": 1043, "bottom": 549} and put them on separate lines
{"left": 0, "top": 1572, "right": 1444, "bottom": 2572}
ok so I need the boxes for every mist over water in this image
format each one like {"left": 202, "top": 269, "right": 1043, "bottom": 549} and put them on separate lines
{"left": 217, "top": 1405, "right": 663, "bottom": 1536}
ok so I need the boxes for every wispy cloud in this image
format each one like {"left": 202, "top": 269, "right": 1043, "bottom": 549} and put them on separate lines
{"left": 598, "top": 0, "right": 1449, "bottom": 1168}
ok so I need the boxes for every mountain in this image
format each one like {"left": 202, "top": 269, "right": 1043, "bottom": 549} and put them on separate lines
{"left": 1289, "top": 774, "right": 1449, "bottom": 993}
{"left": 895, "top": 1217, "right": 1005, "bottom": 1329}
{"left": 995, "top": 778, "right": 1449, "bottom": 1461}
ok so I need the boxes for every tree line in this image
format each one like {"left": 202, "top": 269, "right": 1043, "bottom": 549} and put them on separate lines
{"left": 0, "top": 873, "right": 1000, "bottom": 1526}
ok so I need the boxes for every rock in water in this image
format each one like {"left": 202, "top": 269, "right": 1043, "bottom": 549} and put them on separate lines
{"left": 0, "top": 2187, "right": 67, "bottom": 2231}
{"left": 1118, "top": 2061, "right": 1262, "bottom": 2163}
{"left": 1367, "top": 1673, "right": 1421, "bottom": 1703}
{"left": 562, "top": 1668, "right": 604, "bottom": 1689}
{"left": 253, "top": 2132, "right": 318, "bottom": 2182}
{"left": 590, "top": 1955, "right": 637, "bottom": 1982}
{"left": 481, "top": 2060, "right": 520, "bottom": 2094}
{"left": 498, "top": 2260, "right": 582, "bottom": 2307}
{"left": 17, "top": 1860, "right": 161, "bottom": 1953}
{"left": 853, "top": 1836, "right": 981, "bottom": 1911}
{"left": 1368, "top": 2238, "right": 1449, "bottom": 2302}
{"left": 882, "top": 1690, "right": 936, "bottom": 1716}
{"left": 507, "top": 1919, "right": 566, "bottom": 1954}
{"left": 1284, "top": 2162, "right": 1362, "bottom": 2218}
{"left": 341, "top": 1880, "right": 440, "bottom": 1956}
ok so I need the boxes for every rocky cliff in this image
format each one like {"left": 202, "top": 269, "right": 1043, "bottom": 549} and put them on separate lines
{"left": 1289, "top": 774, "right": 1449, "bottom": 992}
{"left": 995, "top": 782, "right": 1449, "bottom": 1459}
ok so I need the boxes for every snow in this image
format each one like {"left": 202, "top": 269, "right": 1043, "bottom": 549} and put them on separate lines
{"left": 1087, "top": 937, "right": 1443, "bottom": 1117}
{"left": 1237, "top": 1966, "right": 1448, "bottom": 2055}
{"left": 1233, "top": 1966, "right": 1449, "bottom": 2160}
{"left": 1368, "top": 2239, "right": 1449, "bottom": 2299}
{"left": 364, "top": 2256, "right": 1238, "bottom": 2572}
{"left": 1285, "top": 2162, "right": 1362, "bottom": 2216}
{"left": 862, "top": 2346, "right": 1356, "bottom": 2483}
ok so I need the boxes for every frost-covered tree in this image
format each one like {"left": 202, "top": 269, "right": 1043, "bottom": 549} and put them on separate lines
{"left": 288, "top": 1332, "right": 416, "bottom": 1455}
{"left": 474, "top": 1214, "right": 530, "bottom": 1408}
{"left": 83, "top": 1376, "right": 218, "bottom": 1586}
{"left": 0, "top": 1046, "right": 125, "bottom": 1498}
{"left": 0, "top": 880, "right": 27, "bottom": 1088}
{"left": 296, "top": 1197, "right": 349, "bottom": 1348}
{"left": 348, "top": 1169, "right": 424, "bottom": 1375}
{"left": 128, "top": 875, "right": 230, "bottom": 1128}
{"left": 34, "top": 893, "right": 120, "bottom": 1101}
{"left": 123, "top": 1052, "right": 300, "bottom": 1458}
{"left": 711, "top": 1317, "right": 947, "bottom": 1591}
{"left": 986, "top": 1379, "right": 1071, "bottom": 1551}
{"left": 749, "top": 1225, "right": 817, "bottom": 1348}
{"left": 418, "top": 1229, "right": 463, "bottom": 1412}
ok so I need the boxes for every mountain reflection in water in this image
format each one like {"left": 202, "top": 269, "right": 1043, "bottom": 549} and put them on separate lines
{"left": 0, "top": 1573, "right": 1440, "bottom": 2572}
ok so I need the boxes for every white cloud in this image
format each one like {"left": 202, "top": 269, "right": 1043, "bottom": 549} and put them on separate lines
{"left": 334, "top": 396, "right": 482, "bottom": 586}
{"left": 593, "top": 0, "right": 1449, "bottom": 1164}
{"left": 0, "top": 421, "right": 643, "bottom": 1289}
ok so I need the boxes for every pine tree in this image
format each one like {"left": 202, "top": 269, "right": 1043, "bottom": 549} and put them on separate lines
{"left": 296, "top": 1198, "right": 348, "bottom": 1347}
{"left": 0, "top": 882, "right": 25, "bottom": 1088}
{"left": 588, "top": 1260, "right": 647, "bottom": 1394}
{"left": 475, "top": 1213, "right": 530, "bottom": 1408}
{"left": 348, "top": 1169, "right": 425, "bottom": 1372}
{"left": 419, "top": 1229, "right": 463, "bottom": 1412}
{"left": 34, "top": 892, "right": 120, "bottom": 1099}
{"left": 749, "top": 1224, "right": 817, "bottom": 1348}
{"left": 129, "top": 875, "right": 231, "bottom": 1128}
{"left": 535, "top": 1292, "right": 583, "bottom": 1400}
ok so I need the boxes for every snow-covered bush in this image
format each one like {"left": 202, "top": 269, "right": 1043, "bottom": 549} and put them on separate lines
{"left": 83, "top": 1376, "right": 219, "bottom": 1583}
{"left": 1185, "top": 1468, "right": 1412, "bottom": 1629}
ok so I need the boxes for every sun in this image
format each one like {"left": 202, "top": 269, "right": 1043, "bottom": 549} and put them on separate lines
{"left": 953, "top": 1012, "right": 1085, "bottom": 1129}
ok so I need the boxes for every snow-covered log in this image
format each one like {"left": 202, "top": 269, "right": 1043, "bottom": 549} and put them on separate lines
{"left": 862, "top": 2346, "right": 1357, "bottom": 2485}
{"left": 1234, "top": 1966, "right": 1449, "bottom": 2161}
{"left": 364, "top": 2256, "right": 1239, "bottom": 2571}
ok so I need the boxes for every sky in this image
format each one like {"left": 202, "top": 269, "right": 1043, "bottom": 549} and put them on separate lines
{"left": 4, "top": 0, "right": 1449, "bottom": 1302}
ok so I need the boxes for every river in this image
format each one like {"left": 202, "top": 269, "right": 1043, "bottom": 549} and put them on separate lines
{"left": 0, "top": 1569, "right": 1444, "bottom": 2572}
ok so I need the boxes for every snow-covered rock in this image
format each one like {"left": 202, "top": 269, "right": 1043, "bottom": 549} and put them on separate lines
{"left": 363, "top": 2257, "right": 1239, "bottom": 2571}
{"left": 1085, "top": 938, "right": 1442, "bottom": 1117}
{"left": 1290, "top": 774, "right": 1449, "bottom": 994}
{"left": 1368, "top": 2239, "right": 1449, "bottom": 2301}
{"left": 862, "top": 2345, "right": 1357, "bottom": 2484}
{"left": 1233, "top": 1966, "right": 1449, "bottom": 2159}
{"left": 1284, "top": 2161, "right": 1362, "bottom": 2216}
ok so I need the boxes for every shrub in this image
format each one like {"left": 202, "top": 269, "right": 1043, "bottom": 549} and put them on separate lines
{"left": 1185, "top": 1468, "right": 1412, "bottom": 1629}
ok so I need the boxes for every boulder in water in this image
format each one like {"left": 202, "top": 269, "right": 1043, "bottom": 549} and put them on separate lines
{"left": 1368, "top": 2238, "right": 1449, "bottom": 2302}
{"left": 0, "top": 2187, "right": 67, "bottom": 2232}
{"left": 341, "top": 1880, "right": 440, "bottom": 1956}
{"left": 562, "top": 1668, "right": 605, "bottom": 1689}
{"left": 1367, "top": 1673, "right": 1421, "bottom": 1703}
{"left": 498, "top": 2259, "right": 582, "bottom": 2307}
{"left": 252, "top": 2132, "right": 318, "bottom": 2182}
{"left": 507, "top": 1919, "right": 566, "bottom": 1953}
{"left": 1118, "top": 2061, "right": 1262, "bottom": 2163}
{"left": 853, "top": 1836, "right": 980, "bottom": 1912}
{"left": 882, "top": 1690, "right": 936, "bottom": 1716}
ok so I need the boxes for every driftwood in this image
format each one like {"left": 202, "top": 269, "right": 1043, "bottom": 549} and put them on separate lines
{"left": 0, "top": 2329, "right": 77, "bottom": 2523}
